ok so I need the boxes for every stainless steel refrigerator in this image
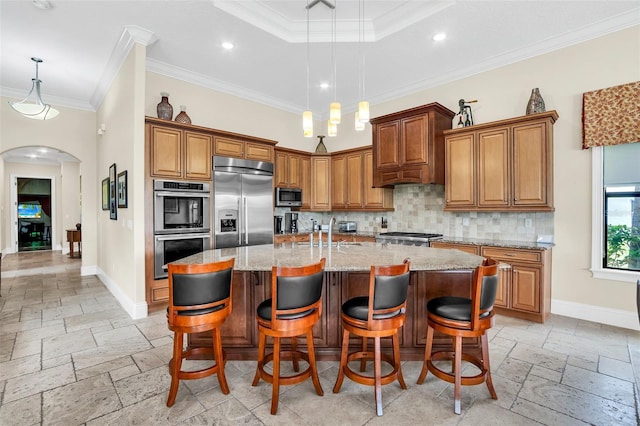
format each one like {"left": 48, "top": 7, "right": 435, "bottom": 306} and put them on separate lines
{"left": 213, "top": 156, "right": 274, "bottom": 249}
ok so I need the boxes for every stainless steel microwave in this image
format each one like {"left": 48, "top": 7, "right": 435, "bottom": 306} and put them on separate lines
{"left": 275, "top": 187, "right": 302, "bottom": 207}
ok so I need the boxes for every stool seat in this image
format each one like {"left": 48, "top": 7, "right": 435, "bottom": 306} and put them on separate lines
{"left": 417, "top": 258, "right": 499, "bottom": 414}
{"left": 333, "top": 258, "right": 411, "bottom": 417}
{"left": 252, "top": 259, "right": 326, "bottom": 415}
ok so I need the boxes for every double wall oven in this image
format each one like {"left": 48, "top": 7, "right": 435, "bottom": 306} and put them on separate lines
{"left": 153, "top": 180, "right": 211, "bottom": 279}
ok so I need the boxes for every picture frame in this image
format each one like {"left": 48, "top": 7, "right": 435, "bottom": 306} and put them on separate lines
{"left": 109, "top": 163, "right": 117, "bottom": 220}
{"left": 117, "top": 170, "right": 128, "bottom": 208}
{"left": 101, "top": 178, "right": 109, "bottom": 211}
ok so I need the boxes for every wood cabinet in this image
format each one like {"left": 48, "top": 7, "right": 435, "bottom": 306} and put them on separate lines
{"left": 371, "top": 103, "right": 455, "bottom": 187}
{"left": 310, "top": 156, "right": 331, "bottom": 211}
{"left": 214, "top": 136, "right": 274, "bottom": 162}
{"left": 331, "top": 147, "right": 393, "bottom": 211}
{"left": 430, "top": 241, "right": 480, "bottom": 255}
{"left": 444, "top": 111, "right": 558, "bottom": 211}
{"left": 275, "top": 148, "right": 304, "bottom": 188}
{"left": 149, "top": 125, "right": 212, "bottom": 180}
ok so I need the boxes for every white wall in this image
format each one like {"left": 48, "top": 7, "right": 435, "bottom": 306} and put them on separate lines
{"left": 95, "top": 43, "right": 147, "bottom": 318}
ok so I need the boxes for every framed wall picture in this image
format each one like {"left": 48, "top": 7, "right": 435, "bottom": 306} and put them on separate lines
{"left": 109, "top": 163, "right": 117, "bottom": 220}
{"left": 117, "top": 170, "right": 128, "bottom": 208}
{"left": 101, "top": 178, "right": 109, "bottom": 211}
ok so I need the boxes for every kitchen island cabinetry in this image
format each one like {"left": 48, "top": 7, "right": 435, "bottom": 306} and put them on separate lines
{"left": 444, "top": 111, "right": 558, "bottom": 211}
{"left": 173, "top": 242, "right": 484, "bottom": 360}
{"left": 371, "top": 103, "right": 455, "bottom": 187}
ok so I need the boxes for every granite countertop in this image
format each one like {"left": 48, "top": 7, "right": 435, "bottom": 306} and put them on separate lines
{"left": 437, "top": 236, "right": 554, "bottom": 250}
{"left": 170, "top": 242, "right": 483, "bottom": 272}
{"left": 276, "top": 231, "right": 378, "bottom": 239}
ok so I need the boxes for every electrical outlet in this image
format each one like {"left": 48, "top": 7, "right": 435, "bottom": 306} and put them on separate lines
{"left": 525, "top": 218, "right": 533, "bottom": 228}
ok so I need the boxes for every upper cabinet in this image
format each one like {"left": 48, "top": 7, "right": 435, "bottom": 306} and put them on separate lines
{"left": 370, "top": 103, "right": 455, "bottom": 187}
{"left": 444, "top": 111, "right": 558, "bottom": 212}
{"left": 275, "top": 148, "right": 306, "bottom": 188}
{"left": 149, "top": 124, "right": 212, "bottom": 180}
{"left": 146, "top": 117, "right": 277, "bottom": 182}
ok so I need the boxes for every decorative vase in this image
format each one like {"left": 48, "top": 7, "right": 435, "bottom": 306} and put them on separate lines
{"left": 157, "top": 92, "right": 173, "bottom": 120}
{"left": 175, "top": 105, "right": 191, "bottom": 124}
{"left": 315, "top": 135, "right": 327, "bottom": 153}
{"left": 526, "top": 88, "right": 546, "bottom": 115}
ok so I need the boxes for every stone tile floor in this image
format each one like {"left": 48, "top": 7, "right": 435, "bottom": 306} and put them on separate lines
{"left": 1, "top": 251, "right": 639, "bottom": 425}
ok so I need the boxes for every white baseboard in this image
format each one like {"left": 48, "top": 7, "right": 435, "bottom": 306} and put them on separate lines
{"left": 96, "top": 267, "right": 148, "bottom": 319}
{"left": 552, "top": 299, "right": 640, "bottom": 331}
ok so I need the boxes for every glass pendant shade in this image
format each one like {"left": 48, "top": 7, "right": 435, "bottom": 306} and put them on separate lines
{"left": 328, "top": 120, "right": 337, "bottom": 137}
{"left": 329, "top": 102, "right": 341, "bottom": 124}
{"left": 358, "top": 101, "right": 370, "bottom": 123}
{"left": 9, "top": 58, "right": 59, "bottom": 120}
{"left": 303, "top": 110, "right": 313, "bottom": 137}
{"left": 355, "top": 112, "right": 365, "bottom": 131}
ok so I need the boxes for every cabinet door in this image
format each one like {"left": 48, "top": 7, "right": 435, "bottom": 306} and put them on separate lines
{"left": 287, "top": 154, "right": 302, "bottom": 188}
{"left": 375, "top": 121, "right": 400, "bottom": 169}
{"left": 245, "top": 142, "right": 273, "bottom": 162}
{"left": 214, "top": 136, "right": 244, "bottom": 158}
{"left": 401, "top": 114, "right": 428, "bottom": 166}
{"left": 151, "top": 126, "right": 182, "bottom": 178}
{"left": 477, "top": 128, "right": 509, "bottom": 208}
{"left": 184, "top": 132, "right": 212, "bottom": 180}
{"left": 311, "top": 156, "right": 331, "bottom": 211}
{"left": 511, "top": 264, "right": 540, "bottom": 313}
{"left": 299, "top": 155, "right": 312, "bottom": 209}
{"left": 494, "top": 266, "right": 510, "bottom": 308}
{"left": 346, "top": 152, "right": 363, "bottom": 208}
{"left": 220, "top": 271, "right": 256, "bottom": 346}
{"left": 274, "top": 151, "right": 288, "bottom": 187}
{"left": 512, "top": 122, "right": 548, "bottom": 206}
{"left": 363, "top": 150, "right": 393, "bottom": 209}
{"left": 331, "top": 155, "right": 347, "bottom": 209}
{"left": 445, "top": 134, "right": 475, "bottom": 207}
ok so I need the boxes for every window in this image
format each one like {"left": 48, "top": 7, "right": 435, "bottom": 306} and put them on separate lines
{"left": 591, "top": 143, "right": 640, "bottom": 280}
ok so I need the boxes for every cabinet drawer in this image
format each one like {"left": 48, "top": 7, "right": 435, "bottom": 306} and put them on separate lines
{"left": 481, "top": 247, "right": 542, "bottom": 263}
{"left": 152, "top": 287, "right": 169, "bottom": 302}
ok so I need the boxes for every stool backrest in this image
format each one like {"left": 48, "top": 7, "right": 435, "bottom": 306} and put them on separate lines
{"left": 167, "top": 258, "right": 235, "bottom": 324}
{"left": 270, "top": 258, "right": 326, "bottom": 330}
{"left": 368, "top": 258, "right": 411, "bottom": 327}
{"left": 470, "top": 257, "right": 499, "bottom": 330}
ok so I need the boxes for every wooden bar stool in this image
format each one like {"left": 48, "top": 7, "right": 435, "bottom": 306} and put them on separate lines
{"left": 333, "top": 258, "right": 411, "bottom": 416}
{"left": 252, "top": 258, "right": 326, "bottom": 415}
{"left": 166, "top": 258, "right": 235, "bottom": 407}
{"left": 417, "top": 258, "right": 499, "bottom": 414}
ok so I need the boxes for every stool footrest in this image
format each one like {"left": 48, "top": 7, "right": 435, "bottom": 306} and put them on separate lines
{"left": 428, "top": 351, "right": 487, "bottom": 386}
{"left": 169, "top": 347, "right": 226, "bottom": 381}
{"left": 256, "top": 350, "right": 313, "bottom": 386}
{"left": 343, "top": 350, "right": 399, "bottom": 386}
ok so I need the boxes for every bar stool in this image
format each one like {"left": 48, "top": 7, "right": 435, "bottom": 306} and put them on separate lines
{"left": 417, "top": 258, "right": 499, "bottom": 414}
{"left": 332, "top": 258, "right": 411, "bottom": 416}
{"left": 166, "top": 258, "right": 235, "bottom": 407}
{"left": 252, "top": 258, "right": 326, "bottom": 415}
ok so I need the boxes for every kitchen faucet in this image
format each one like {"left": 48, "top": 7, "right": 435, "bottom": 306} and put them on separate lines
{"left": 327, "top": 217, "right": 336, "bottom": 247}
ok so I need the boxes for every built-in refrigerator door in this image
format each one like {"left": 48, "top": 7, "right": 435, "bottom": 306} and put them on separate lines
{"left": 214, "top": 171, "right": 242, "bottom": 249}
{"left": 242, "top": 173, "right": 274, "bottom": 246}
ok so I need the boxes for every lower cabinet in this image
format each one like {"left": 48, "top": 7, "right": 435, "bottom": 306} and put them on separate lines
{"left": 186, "top": 268, "right": 478, "bottom": 360}
{"left": 431, "top": 242, "right": 551, "bottom": 323}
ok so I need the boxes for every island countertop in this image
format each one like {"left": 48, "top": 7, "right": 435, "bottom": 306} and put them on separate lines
{"left": 169, "top": 242, "right": 484, "bottom": 271}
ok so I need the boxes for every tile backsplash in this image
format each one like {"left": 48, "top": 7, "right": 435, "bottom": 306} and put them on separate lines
{"left": 276, "top": 184, "right": 554, "bottom": 243}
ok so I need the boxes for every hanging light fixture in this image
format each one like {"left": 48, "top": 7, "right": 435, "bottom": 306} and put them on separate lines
{"left": 356, "top": 0, "right": 369, "bottom": 126}
{"left": 329, "top": 2, "right": 341, "bottom": 125}
{"left": 327, "top": 119, "right": 337, "bottom": 137}
{"left": 9, "top": 57, "right": 59, "bottom": 120}
{"left": 354, "top": 111, "right": 365, "bottom": 131}
{"left": 302, "top": 1, "right": 313, "bottom": 137}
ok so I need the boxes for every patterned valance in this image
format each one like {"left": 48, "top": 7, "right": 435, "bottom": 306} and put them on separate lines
{"left": 582, "top": 81, "right": 640, "bottom": 149}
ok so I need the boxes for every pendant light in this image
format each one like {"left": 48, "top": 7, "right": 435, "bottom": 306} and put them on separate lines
{"left": 356, "top": 0, "right": 369, "bottom": 126}
{"left": 328, "top": 120, "right": 337, "bottom": 137}
{"left": 8, "top": 57, "right": 59, "bottom": 120}
{"left": 302, "top": 1, "right": 313, "bottom": 137}
{"left": 329, "top": 3, "right": 341, "bottom": 124}
{"left": 354, "top": 111, "right": 365, "bottom": 131}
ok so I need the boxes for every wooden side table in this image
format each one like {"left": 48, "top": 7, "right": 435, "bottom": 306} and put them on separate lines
{"left": 66, "top": 229, "right": 82, "bottom": 258}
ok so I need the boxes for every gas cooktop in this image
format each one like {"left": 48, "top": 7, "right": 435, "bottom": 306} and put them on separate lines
{"left": 376, "top": 232, "right": 443, "bottom": 242}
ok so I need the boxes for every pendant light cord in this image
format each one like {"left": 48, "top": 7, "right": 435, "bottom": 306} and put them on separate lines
{"left": 306, "top": 0, "right": 311, "bottom": 111}
{"left": 360, "top": 0, "right": 365, "bottom": 101}
{"left": 332, "top": 3, "right": 337, "bottom": 103}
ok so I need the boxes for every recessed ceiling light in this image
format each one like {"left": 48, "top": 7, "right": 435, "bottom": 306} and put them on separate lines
{"left": 32, "top": 0, "right": 52, "bottom": 10}
{"left": 319, "top": 82, "right": 330, "bottom": 90}
{"left": 432, "top": 32, "right": 446, "bottom": 42}
{"left": 221, "top": 42, "right": 234, "bottom": 50}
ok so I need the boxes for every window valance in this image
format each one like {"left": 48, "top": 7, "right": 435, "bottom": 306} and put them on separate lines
{"left": 582, "top": 81, "right": 640, "bottom": 149}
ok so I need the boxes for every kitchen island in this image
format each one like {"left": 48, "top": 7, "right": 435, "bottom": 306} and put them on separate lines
{"left": 172, "top": 242, "right": 485, "bottom": 360}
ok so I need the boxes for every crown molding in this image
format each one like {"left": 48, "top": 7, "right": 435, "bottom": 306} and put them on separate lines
{"left": 146, "top": 59, "right": 303, "bottom": 115}
{"left": 90, "top": 25, "right": 158, "bottom": 109}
